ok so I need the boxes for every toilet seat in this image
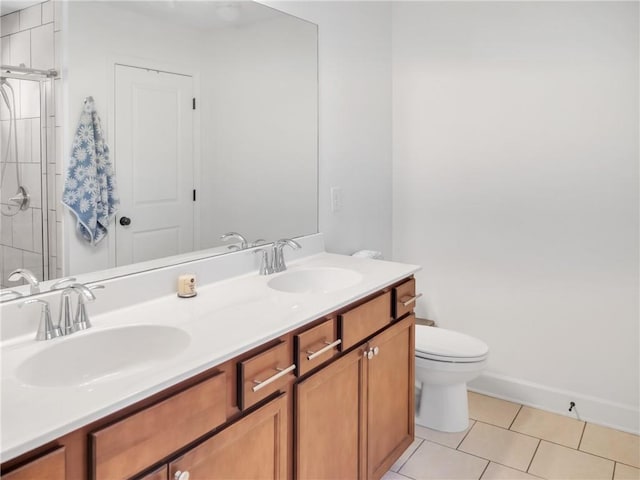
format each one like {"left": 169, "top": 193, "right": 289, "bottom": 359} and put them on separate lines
{"left": 415, "top": 326, "right": 489, "bottom": 363}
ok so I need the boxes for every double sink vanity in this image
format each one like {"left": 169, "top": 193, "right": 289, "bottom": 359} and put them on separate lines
{"left": 1, "top": 242, "right": 420, "bottom": 480}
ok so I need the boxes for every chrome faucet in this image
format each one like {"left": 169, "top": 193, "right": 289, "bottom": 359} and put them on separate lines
{"left": 7, "top": 268, "right": 40, "bottom": 294}
{"left": 20, "top": 298, "right": 61, "bottom": 341}
{"left": 220, "top": 232, "right": 248, "bottom": 250}
{"left": 57, "top": 283, "right": 96, "bottom": 336}
{"left": 272, "top": 239, "right": 301, "bottom": 273}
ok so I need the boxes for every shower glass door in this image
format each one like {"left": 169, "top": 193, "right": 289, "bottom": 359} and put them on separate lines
{"left": 0, "top": 74, "right": 53, "bottom": 289}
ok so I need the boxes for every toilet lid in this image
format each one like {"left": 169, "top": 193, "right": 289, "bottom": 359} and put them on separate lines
{"left": 415, "top": 326, "right": 489, "bottom": 362}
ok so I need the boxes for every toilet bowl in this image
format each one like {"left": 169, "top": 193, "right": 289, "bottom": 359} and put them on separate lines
{"left": 415, "top": 326, "right": 489, "bottom": 432}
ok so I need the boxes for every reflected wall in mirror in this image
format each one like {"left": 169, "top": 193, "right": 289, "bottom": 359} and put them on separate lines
{"left": 1, "top": 0, "right": 318, "bottom": 296}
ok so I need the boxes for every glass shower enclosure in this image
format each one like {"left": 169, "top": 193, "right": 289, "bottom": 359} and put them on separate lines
{"left": 0, "top": 65, "right": 57, "bottom": 289}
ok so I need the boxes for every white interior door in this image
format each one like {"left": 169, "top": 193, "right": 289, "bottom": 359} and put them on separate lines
{"left": 114, "top": 65, "right": 194, "bottom": 266}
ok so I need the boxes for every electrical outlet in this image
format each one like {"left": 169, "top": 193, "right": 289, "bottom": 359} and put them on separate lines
{"left": 331, "top": 186, "right": 343, "bottom": 213}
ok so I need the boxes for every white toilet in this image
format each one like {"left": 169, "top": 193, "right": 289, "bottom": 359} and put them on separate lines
{"left": 414, "top": 325, "right": 489, "bottom": 432}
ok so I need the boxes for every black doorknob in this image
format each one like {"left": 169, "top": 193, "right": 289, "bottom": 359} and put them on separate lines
{"left": 119, "top": 216, "right": 131, "bottom": 226}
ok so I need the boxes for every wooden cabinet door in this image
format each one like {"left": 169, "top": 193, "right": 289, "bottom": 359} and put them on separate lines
{"left": 169, "top": 394, "right": 288, "bottom": 480}
{"left": 1, "top": 447, "right": 65, "bottom": 480}
{"left": 296, "top": 346, "right": 367, "bottom": 480}
{"left": 366, "top": 314, "right": 415, "bottom": 480}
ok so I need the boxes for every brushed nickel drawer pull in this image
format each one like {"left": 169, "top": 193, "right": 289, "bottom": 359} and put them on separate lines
{"left": 306, "top": 339, "right": 342, "bottom": 361}
{"left": 400, "top": 293, "right": 423, "bottom": 307}
{"left": 252, "top": 364, "right": 296, "bottom": 392}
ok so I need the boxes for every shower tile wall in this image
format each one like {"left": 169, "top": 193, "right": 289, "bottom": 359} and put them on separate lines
{"left": 0, "top": 1, "right": 60, "bottom": 288}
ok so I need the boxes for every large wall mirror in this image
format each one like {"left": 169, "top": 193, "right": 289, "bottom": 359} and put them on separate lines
{"left": 0, "top": 0, "right": 318, "bottom": 297}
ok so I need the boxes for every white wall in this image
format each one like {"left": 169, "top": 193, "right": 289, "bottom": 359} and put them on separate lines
{"left": 392, "top": 1, "right": 639, "bottom": 432}
{"left": 265, "top": 1, "right": 393, "bottom": 258}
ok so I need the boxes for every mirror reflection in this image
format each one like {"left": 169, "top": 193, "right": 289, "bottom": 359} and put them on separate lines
{"left": 0, "top": 0, "right": 318, "bottom": 296}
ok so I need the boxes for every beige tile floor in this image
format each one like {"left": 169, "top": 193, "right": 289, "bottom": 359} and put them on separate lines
{"left": 384, "top": 392, "right": 640, "bottom": 480}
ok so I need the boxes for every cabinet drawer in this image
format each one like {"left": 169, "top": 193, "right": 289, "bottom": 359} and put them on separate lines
{"left": 340, "top": 292, "right": 391, "bottom": 350}
{"left": 91, "top": 372, "right": 226, "bottom": 480}
{"left": 2, "top": 447, "right": 65, "bottom": 480}
{"left": 394, "top": 277, "right": 419, "bottom": 320}
{"left": 238, "top": 340, "right": 294, "bottom": 410}
{"left": 295, "top": 318, "right": 340, "bottom": 376}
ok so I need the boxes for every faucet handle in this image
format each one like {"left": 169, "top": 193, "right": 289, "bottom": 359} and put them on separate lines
{"left": 51, "top": 276, "right": 77, "bottom": 290}
{"left": 74, "top": 284, "right": 103, "bottom": 331}
{"left": 64, "top": 283, "right": 96, "bottom": 301}
{"left": 20, "top": 298, "right": 62, "bottom": 341}
{"left": 275, "top": 238, "right": 302, "bottom": 250}
{"left": 254, "top": 249, "right": 273, "bottom": 275}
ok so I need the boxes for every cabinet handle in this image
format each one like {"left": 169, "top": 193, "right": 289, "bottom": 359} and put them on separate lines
{"left": 306, "top": 339, "right": 342, "bottom": 361}
{"left": 175, "top": 471, "right": 190, "bottom": 480}
{"left": 366, "top": 349, "right": 374, "bottom": 360}
{"left": 400, "top": 293, "right": 423, "bottom": 307}
{"left": 252, "top": 364, "right": 296, "bottom": 392}
{"left": 373, "top": 346, "right": 380, "bottom": 356}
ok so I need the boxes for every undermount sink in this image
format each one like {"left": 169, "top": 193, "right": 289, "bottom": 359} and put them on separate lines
{"left": 15, "top": 325, "right": 190, "bottom": 388}
{"left": 267, "top": 267, "right": 362, "bottom": 294}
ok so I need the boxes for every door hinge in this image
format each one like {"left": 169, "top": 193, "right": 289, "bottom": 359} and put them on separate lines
{"left": 193, "top": 189, "right": 196, "bottom": 201}
{"left": 192, "top": 98, "right": 196, "bottom": 110}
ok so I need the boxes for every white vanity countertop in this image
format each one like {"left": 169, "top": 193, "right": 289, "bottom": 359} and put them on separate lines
{"left": 0, "top": 252, "right": 419, "bottom": 461}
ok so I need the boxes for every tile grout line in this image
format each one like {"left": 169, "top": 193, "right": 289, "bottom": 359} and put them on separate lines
{"left": 452, "top": 444, "right": 542, "bottom": 477}
{"left": 577, "top": 421, "right": 587, "bottom": 451}
{"left": 492, "top": 460, "right": 546, "bottom": 479}
{"left": 477, "top": 460, "right": 491, "bottom": 480}
{"left": 576, "top": 450, "right": 633, "bottom": 468}
{"left": 525, "top": 438, "right": 542, "bottom": 474}
{"left": 455, "top": 420, "right": 477, "bottom": 449}
{"left": 508, "top": 404, "right": 524, "bottom": 430}
{"left": 425, "top": 438, "right": 494, "bottom": 467}
{"left": 396, "top": 472, "right": 414, "bottom": 480}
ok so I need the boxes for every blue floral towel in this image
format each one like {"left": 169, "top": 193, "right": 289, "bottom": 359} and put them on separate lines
{"left": 62, "top": 97, "right": 119, "bottom": 245}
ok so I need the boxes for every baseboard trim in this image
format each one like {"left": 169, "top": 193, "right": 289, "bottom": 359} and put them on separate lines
{"left": 468, "top": 372, "right": 640, "bottom": 435}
